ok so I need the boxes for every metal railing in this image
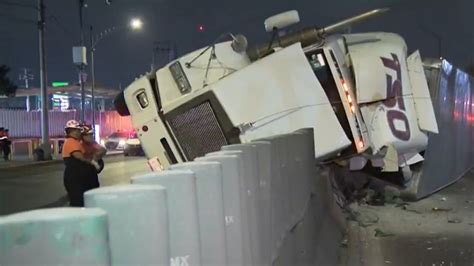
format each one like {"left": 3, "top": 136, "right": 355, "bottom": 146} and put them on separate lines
{"left": 0, "top": 109, "right": 133, "bottom": 138}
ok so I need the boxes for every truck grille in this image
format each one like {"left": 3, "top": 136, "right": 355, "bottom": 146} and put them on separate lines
{"left": 167, "top": 101, "right": 228, "bottom": 160}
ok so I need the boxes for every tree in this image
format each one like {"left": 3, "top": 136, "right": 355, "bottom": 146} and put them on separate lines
{"left": 0, "top": 65, "right": 17, "bottom": 97}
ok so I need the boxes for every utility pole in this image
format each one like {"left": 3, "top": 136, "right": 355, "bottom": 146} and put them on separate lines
{"left": 38, "top": 0, "right": 51, "bottom": 159}
{"left": 78, "top": 0, "right": 86, "bottom": 122}
{"left": 90, "top": 25, "right": 96, "bottom": 133}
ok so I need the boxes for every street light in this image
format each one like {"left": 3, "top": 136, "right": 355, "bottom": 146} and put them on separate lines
{"left": 130, "top": 18, "right": 143, "bottom": 30}
{"left": 89, "top": 18, "right": 143, "bottom": 136}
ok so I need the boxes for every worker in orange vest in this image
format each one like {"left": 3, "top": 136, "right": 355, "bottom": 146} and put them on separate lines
{"left": 61, "top": 120, "right": 100, "bottom": 207}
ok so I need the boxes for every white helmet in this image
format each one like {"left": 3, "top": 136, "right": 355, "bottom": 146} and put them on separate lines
{"left": 65, "top": 120, "right": 81, "bottom": 129}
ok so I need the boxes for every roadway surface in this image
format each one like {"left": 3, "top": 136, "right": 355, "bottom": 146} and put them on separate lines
{"left": 0, "top": 155, "right": 149, "bottom": 216}
{"left": 342, "top": 170, "right": 474, "bottom": 266}
{"left": 2, "top": 154, "right": 473, "bottom": 265}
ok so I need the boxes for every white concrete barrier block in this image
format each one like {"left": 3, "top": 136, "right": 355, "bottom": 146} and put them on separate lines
{"left": 251, "top": 141, "right": 273, "bottom": 266}
{"left": 287, "top": 133, "right": 310, "bottom": 225}
{"left": 279, "top": 136, "right": 296, "bottom": 232}
{"left": 222, "top": 144, "right": 263, "bottom": 265}
{"left": 169, "top": 162, "right": 227, "bottom": 266}
{"left": 84, "top": 184, "right": 169, "bottom": 266}
{"left": 269, "top": 136, "right": 290, "bottom": 253}
{"left": 205, "top": 150, "right": 253, "bottom": 266}
{"left": 131, "top": 170, "right": 201, "bottom": 266}
{"left": 0, "top": 207, "right": 110, "bottom": 266}
{"left": 256, "top": 136, "right": 284, "bottom": 259}
{"left": 196, "top": 154, "right": 247, "bottom": 265}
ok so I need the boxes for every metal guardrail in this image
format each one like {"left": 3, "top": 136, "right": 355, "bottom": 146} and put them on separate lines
{"left": 0, "top": 128, "right": 346, "bottom": 265}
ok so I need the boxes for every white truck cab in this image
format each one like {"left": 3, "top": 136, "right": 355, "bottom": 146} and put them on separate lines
{"left": 115, "top": 9, "right": 438, "bottom": 182}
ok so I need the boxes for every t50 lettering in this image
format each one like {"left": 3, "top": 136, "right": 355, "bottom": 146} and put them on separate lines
{"left": 381, "top": 53, "right": 410, "bottom": 141}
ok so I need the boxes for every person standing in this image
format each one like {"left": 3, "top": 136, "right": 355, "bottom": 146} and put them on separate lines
{"left": 81, "top": 124, "right": 106, "bottom": 191}
{"left": 0, "top": 127, "right": 10, "bottom": 161}
{"left": 0, "top": 127, "right": 5, "bottom": 159}
{"left": 61, "top": 120, "right": 100, "bottom": 207}
{"left": 2, "top": 129, "right": 11, "bottom": 161}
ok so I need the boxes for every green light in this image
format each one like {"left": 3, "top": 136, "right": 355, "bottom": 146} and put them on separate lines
{"left": 52, "top": 81, "right": 69, "bottom": 87}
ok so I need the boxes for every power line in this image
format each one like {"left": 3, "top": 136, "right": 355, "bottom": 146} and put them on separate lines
{"left": 48, "top": 14, "right": 74, "bottom": 38}
{"left": 0, "top": 0, "right": 37, "bottom": 10}
{"left": 0, "top": 13, "right": 36, "bottom": 24}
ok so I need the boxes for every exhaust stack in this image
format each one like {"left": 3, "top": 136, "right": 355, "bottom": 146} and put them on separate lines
{"left": 246, "top": 8, "right": 389, "bottom": 61}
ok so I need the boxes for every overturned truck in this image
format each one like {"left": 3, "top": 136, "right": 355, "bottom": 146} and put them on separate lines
{"left": 115, "top": 9, "right": 442, "bottom": 196}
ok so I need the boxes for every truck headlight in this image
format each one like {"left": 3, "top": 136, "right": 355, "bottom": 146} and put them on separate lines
{"left": 119, "top": 140, "right": 126, "bottom": 147}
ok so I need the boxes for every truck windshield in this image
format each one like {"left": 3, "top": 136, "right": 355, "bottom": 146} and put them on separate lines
{"left": 306, "top": 50, "right": 353, "bottom": 143}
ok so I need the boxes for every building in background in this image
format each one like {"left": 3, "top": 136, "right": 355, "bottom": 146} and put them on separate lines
{"left": 0, "top": 81, "right": 132, "bottom": 142}
{"left": 0, "top": 81, "right": 118, "bottom": 111}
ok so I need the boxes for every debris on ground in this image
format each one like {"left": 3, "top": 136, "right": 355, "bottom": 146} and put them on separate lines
{"left": 402, "top": 205, "right": 423, "bottom": 214}
{"left": 395, "top": 202, "right": 410, "bottom": 208}
{"left": 364, "top": 189, "right": 385, "bottom": 206}
{"left": 383, "top": 188, "right": 400, "bottom": 204}
{"left": 440, "top": 197, "right": 447, "bottom": 201}
{"left": 385, "top": 260, "right": 392, "bottom": 264}
{"left": 346, "top": 209, "right": 380, "bottom": 227}
{"left": 358, "top": 213, "right": 380, "bottom": 227}
{"left": 447, "top": 217, "right": 463, "bottom": 224}
{"left": 341, "top": 238, "right": 348, "bottom": 247}
{"left": 432, "top": 207, "right": 452, "bottom": 212}
{"left": 374, "top": 228, "right": 395, "bottom": 237}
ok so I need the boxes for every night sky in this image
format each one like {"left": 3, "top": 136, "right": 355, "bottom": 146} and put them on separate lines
{"left": 0, "top": 0, "right": 472, "bottom": 90}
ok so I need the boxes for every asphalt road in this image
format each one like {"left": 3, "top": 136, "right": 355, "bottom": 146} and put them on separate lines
{"left": 0, "top": 155, "right": 150, "bottom": 216}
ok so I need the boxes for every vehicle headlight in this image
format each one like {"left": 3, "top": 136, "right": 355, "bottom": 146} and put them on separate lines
{"left": 100, "top": 139, "right": 106, "bottom": 146}
{"left": 119, "top": 140, "right": 126, "bottom": 146}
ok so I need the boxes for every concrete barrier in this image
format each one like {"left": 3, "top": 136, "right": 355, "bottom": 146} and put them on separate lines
{"left": 0, "top": 208, "right": 110, "bottom": 265}
{"left": 131, "top": 170, "right": 202, "bottom": 266}
{"left": 169, "top": 162, "right": 228, "bottom": 266}
{"left": 257, "top": 129, "right": 346, "bottom": 265}
{"left": 0, "top": 128, "right": 347, "bottom": 266}
{"left": 251, "top": 141, "right": 273, "bottom": 266}
{"left": 205, "top": 150, "right": 254, "bottom": 266}
{"left": 221, "top": 144, "right": 264, "bottom": 265}
{"left": 195, "top": 154, "right": 248, "bottom": 265}
{"left": 84, "top": 184, "right": 169, "bottom": 265}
